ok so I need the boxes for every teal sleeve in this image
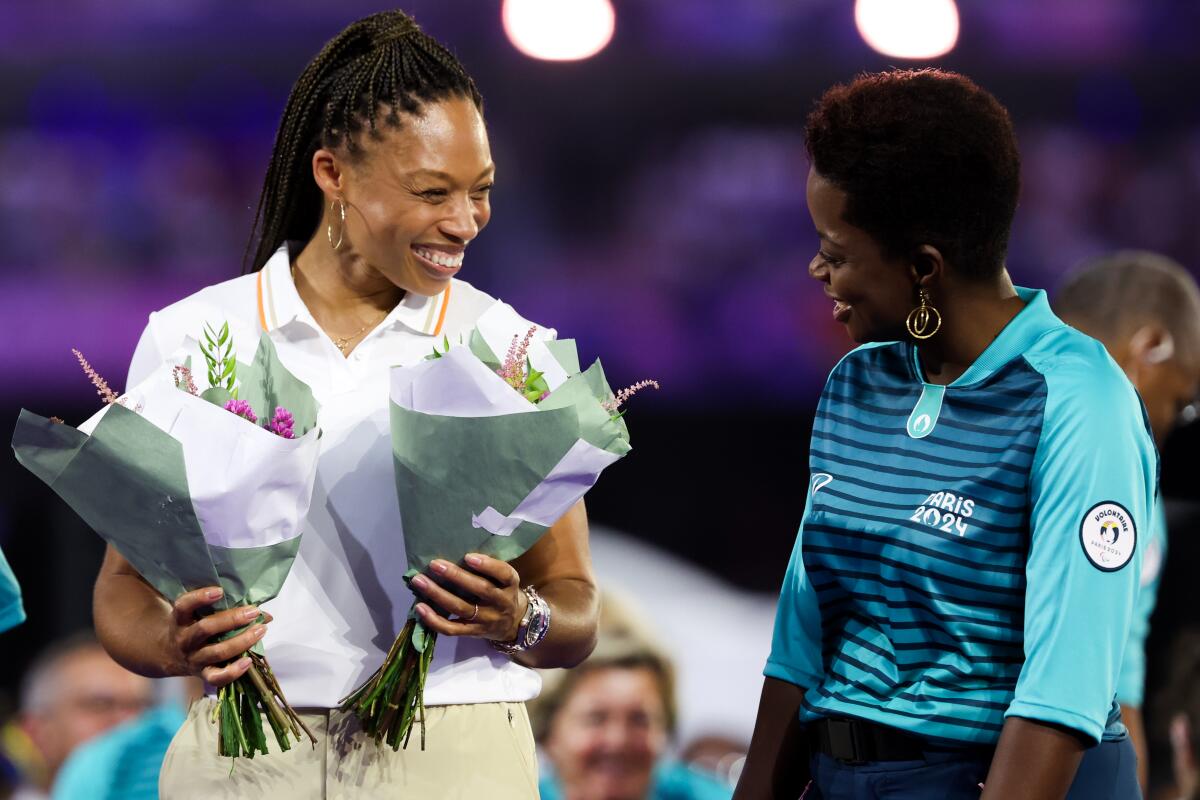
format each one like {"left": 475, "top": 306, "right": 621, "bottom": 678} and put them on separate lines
{"left": 0, "top": 547, "right": 25, "bottom": 633}
{"left": 51, "top": 704, "right": 186, "bottom": 800}
{"left": 1008, "top": 364, "right": 1156, "bottom": 745}
{"left": 1115, "top": 500, "right": 1167, "bottom": 707}
{"left": 763, "top": 490, "right": 825, "bottom": 689}
{"left": 652, "top": 761, "right": 733, "bottom": 800}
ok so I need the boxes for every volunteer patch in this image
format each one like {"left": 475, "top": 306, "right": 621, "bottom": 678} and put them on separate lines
{"left": 1079, "top": 501, "right": 1136, "bottom": 572}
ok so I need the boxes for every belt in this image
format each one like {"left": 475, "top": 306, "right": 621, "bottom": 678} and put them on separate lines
{"left": 809, "top": 717, "right": 986, "bottom": 765}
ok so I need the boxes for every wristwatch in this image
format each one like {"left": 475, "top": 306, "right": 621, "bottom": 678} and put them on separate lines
{"left": 491, "top": 586, "right": 551, "bottom": 655}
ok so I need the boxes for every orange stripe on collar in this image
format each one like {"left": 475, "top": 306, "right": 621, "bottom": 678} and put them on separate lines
{"left": 432, "top": 283, "right": 452, "bottom": 337}
{"left": 256, "top": 271, "right": 268, "bottom": 332}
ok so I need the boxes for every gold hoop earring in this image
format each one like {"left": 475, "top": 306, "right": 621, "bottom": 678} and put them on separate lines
{"left": 906, "top": 289, "right": 942, "bottom": 340}
{"left": 327, "top": 197, "right": 346, "bottom": 251}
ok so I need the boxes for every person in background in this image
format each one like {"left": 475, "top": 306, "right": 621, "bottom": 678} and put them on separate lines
{"left": 531, "top": 595, "right": 732, "bottom": 800}
{"left": 0, "top": 548, "right": 23, "bottom": 634}
{"left": 1054, "top": 250, "right": 1200, "bottom": 794}
{"left": 7, "top": 633, "right": 154, "bottom": 800}
{"left": 1150, "top": 628, "right": 1200, "bottom": 800}
{"left": 735, "top": 69, "right": 1156, "bottom": 800}
{"left": 2, "top": 547, "right": 26, "bottom": 799}
{"left": 49, "top": 676, "right": 201, "bottom": 800}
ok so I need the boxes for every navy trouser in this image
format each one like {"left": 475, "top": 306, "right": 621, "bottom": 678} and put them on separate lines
{"left": 804, "top": 736, "right": 1140, "bottom": 799}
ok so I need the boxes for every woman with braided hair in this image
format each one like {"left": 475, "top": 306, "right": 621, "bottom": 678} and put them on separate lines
{"left": 92, "top": 11, "right": 599, "bottom": 797}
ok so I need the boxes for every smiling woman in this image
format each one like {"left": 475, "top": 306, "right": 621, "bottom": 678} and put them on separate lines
{"left": 734, "top": 70, "right": 1157, "bottom": 800}
{"left": 91, "top": 10, "right": 599, "bottom": 799}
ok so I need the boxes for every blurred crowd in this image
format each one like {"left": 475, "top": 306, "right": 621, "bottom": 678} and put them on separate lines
{"left": 5, "top": 121, "right": 1200, "bottom": 405}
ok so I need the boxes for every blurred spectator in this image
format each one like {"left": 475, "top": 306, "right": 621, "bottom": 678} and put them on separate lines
{"left": 1152, "top": 628, "right": 1200, "bottom": 799}
{"left": 3, "top": 633, "right": 153, "bottom": 800}
{"left": 0, "top": 548, "right": 22, "bottom": 634}
{"left": 50, "top": 703, "right": 186, "bottom": 800}
{"left": 531, "top": 594, "right": 732, "bottom": 800}
{"left": 1055, "top": 250, "right": 1200, "bottom": 794}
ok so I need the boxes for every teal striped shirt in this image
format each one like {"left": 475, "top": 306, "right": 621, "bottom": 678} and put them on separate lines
{"left": 766, "top": 288, "right": 1157, "bottom": 746}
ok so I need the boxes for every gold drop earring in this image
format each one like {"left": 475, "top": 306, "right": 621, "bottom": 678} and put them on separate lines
{"left": 906, "top": 289, "right": 942, "bottom": 340}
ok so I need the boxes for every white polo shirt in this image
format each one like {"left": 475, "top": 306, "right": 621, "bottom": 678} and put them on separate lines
{"left": 127, "top": 243, "right": 544, "bottom": 708}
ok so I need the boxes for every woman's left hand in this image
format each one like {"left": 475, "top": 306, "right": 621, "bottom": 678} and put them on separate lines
{"left": 409, "top": 553, "right": 529, "bottom": 643}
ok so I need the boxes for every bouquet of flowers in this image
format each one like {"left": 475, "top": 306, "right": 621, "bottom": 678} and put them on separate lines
{"left": 11, "top": 324, "right": 321, "bottom": 759}
{"left": 341, "top": 302, "right": 655, "bottom": 750}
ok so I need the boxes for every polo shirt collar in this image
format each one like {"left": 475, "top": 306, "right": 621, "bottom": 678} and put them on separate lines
{"left": 909, "top": 286, "right": 1065, "bottom": 387}
{"left": 257, "top": 242, "right": 448, "bottom": 337}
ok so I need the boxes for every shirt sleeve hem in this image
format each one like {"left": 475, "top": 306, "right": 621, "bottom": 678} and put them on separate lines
{"left": 1005, "top": 700, "right": 1102, "bottom": 746}
{"left": 0, "top": 599, "right": 26, "bottom": 633}
{"left": 764, "top": 658, "right": 821, "bottom": 690}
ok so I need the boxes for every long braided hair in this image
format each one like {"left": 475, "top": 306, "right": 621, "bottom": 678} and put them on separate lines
{"left": 244, "top": 10, "right": 483, "bottom": 273}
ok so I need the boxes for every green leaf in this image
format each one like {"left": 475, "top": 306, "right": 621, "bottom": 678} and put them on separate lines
{"left": 201, "top": 386, "right": 233, "bottom": 406}
{"left": 412, "top": 621, "right": 429, "bottom": 653}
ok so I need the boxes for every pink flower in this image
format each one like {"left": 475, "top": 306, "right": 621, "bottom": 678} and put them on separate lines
{"left": 224, "top": 399, "right": 258, "bottom": 424}
{"left": 172, "top": 365, "right": 198, "bottom": 396}
{"left": 267, "top": 407, "right": 295, "bottom": 439}
{"left": 73, "top": 349, "right": 119, "bottom": 405}
{"left": 602, "top": 379, "right": 661, "bottom": 413}
{"left": 497, "top": 326, "right": 538, "bottom": 391}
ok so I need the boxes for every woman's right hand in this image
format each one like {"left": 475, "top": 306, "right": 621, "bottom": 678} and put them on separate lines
{"left": 169, "top": 587, "right": 271, "bottom": 686}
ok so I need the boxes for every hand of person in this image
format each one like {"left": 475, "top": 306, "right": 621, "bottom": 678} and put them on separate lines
{"left": 169, "top": 586, "right": 273, "bottom": 687}
{"left": 1172, "top": 713, "right": 1198, "bottom": 800}
{"left": 409, "top": 553, "right": 528, "bottom": 643}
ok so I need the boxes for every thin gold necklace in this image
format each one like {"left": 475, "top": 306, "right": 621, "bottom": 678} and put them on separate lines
{"left": 292, "top": 264, "right": 387, "bottom": 355}
{"left": 331, "top": 316, "right": 385, "bottom": 354}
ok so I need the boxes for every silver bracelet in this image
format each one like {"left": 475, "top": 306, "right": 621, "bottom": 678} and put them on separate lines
{"left": 491, "top": 586, "right": 551, "bottom": 655}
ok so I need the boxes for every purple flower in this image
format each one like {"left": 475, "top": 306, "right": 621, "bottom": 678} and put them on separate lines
{"left": 224, "top": 398, "right": 258, "bottom": 424}
{"left": 268, "top": 406, "right": 295, "bottom": 439}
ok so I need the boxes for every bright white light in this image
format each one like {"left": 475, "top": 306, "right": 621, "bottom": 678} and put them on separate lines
{"left": 502, "top": 0, "right": 616, "bottom": 62}
{"left": 854, "top": 0, "right": 960, "bottom": 59}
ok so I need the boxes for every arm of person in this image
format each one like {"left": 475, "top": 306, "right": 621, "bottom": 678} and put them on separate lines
{"left": 981, "top": 717, "right": 1086, "bottom": 799}
{"left": 410, "top": 499, "right": 599, "bottom": 669}
{"left": 982, "top": 362, "right": 1157, "bottom": 798}
{"left": 734, "top": 490, "right": 824, "bottom": 799}
{"left": 1120, "top": 704, "right": 1148, "bottom": 794}
{"left": 93, "top": 543, "right": 272, "bottom": 685}
{"left": 1115, "top": 501, "right": 1167, "bottom": 795}
{"left": 733, "top": 678, "right": 810, "bottom": 800}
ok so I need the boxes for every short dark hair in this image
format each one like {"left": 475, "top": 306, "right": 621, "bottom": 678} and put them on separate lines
{"left": 805, "top": 69, "right": 1021, "bottom": 280}
{"left": 1055, "top": 250, "right": 1200, "bottom": 369}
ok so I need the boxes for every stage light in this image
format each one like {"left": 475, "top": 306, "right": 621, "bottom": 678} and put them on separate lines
{"left": 854, "top": 0, "right": 960, "bottom": 60}
{"left": 502, "top": 0, "right": 615, "bottom": 62}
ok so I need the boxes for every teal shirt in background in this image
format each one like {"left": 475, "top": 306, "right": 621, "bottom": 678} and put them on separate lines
{"left": 1115, "top": 500, "right": 1167, "bottom": 708}
{"left": 51, "top": 704, "right": 186, "bottom": 800}
{"left": 539, "top": 762, "right": 732, "bottom": 800}
{"left": 0, "top": 548, "right": 24, "bottom": 632}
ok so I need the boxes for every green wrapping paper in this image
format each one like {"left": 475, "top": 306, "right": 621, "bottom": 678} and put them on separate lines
{"left": 343, "top": 302, "right": 634, "bottom": 750}
{"left": 12, "top": 333, "right": 321, "bottom": 759}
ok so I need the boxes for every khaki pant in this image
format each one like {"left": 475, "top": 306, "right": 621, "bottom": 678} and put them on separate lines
{"left": 160, "top": 698, "right": 540, "bottom": 799}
